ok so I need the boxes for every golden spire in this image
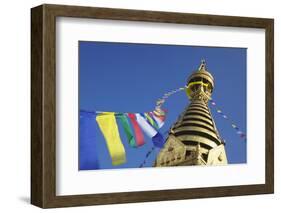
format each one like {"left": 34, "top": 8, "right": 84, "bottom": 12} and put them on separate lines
{"left": 154, "top": 60, "right": 228, "bottom": 167}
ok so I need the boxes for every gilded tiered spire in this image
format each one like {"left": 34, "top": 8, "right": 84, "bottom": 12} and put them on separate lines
{"left": 154, "top": 60, "right": 227, "bottom": 166}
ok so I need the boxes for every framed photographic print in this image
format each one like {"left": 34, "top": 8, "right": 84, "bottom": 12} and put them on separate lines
{"left": 31, "top": 4, "right": 274, "bottom": 208}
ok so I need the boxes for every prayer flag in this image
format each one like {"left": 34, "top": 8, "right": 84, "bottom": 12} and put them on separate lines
{"left": 128, "top": 113, "right": 145, "bottom": 147}
{"left": 144, "top": 112, "right": 159, "bottom": 129}
{"left": 135, "top": 113, "right": 158, "bottom": 138}
{"left": 152, "top": 110, "right": 166, "bottom": 122}
{"left": 96, "top": 113, "right": 126, "bottom": 166}
{"left": 136, "top": 114, "right": 165, "bottom": 148}
{"left": 117, "top": 114, "right": 136, "bottom": 148}
{"left": 156, "top": 99, "right": 165, "bottom": 105}
{"left": 150, "top": 112, "right": 165, "bottom": 128}
{"left": 152, "top": 132, "right": 165, "bottom": 148}
{"left": 153, "top": 109, "right": 166, "bottom": 116}
{"left": 79, "top": 111, "right": 100, "bottom": 170}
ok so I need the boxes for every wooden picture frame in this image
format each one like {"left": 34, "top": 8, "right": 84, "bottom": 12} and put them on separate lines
{"left": 31, "top": 4, "right": 274, "bottom": 208}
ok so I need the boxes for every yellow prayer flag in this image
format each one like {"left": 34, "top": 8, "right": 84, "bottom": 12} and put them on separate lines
{"left": 144, "top": 113, "right": 157, "bottom": 129}
{"left": 96, "top": 113, "right": 126, "bottom": 166}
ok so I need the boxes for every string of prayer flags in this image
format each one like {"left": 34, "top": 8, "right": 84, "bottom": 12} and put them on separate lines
{"left": 80, "top": 86, "right": 185, "bottom": 167}
{"left": 80, "top": 84, "right": 247, "bottom": 168}
{"left": 92, "top": 110, "right": 167, "bottom": 166}
{"left": 209, "top": 99, "right": 246, "bottom": 140}
{"left": 155, "top": 87, "right": 185, "bottom": 109}
{"left": 96, "top": 112, "right": 126, "bottom": 165}
{"left": 79, "top": 111, "right": 100, "bottom": 170}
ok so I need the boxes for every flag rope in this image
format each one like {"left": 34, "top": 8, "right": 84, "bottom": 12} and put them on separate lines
{"left": 139, "top": 146, "right": 155, "bottom": 168}
{"left": 90, "top": 86, "right": 186, "bottom": 116}
{"left": 209, "top": 99, "right": 246, "bottom": 141}
{"left": 138, "top": 130, "right": 170, "bottom": 167}
{"left": 154, "top": 86, "right": 186, "bottom": 110}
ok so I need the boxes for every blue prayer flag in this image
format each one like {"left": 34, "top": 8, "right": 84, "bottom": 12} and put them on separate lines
{"left": 79, "top": 110, "right": 100, "bottom": 170}
{"left": 152, "top": 132, "right": 165, "bottom": 148}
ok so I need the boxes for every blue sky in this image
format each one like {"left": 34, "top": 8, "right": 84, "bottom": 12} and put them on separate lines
{"left": 79, "top": 41, "right": 247, "bottom": 170}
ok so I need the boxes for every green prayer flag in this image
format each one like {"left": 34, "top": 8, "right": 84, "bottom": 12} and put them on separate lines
{"left": 117, "top": 114, "right": 137, "bottom": 147}
{"left": 144, "top": 112, "right": 159, "bottom": 129}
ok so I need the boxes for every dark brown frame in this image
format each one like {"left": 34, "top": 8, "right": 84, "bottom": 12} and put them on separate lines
{"left": 31, "top": 4, "right": 274, "bottom": 208}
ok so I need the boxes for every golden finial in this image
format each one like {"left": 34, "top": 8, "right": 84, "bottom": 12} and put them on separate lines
{"left": 198, "top": 59, "right": 207, "bottom": 71}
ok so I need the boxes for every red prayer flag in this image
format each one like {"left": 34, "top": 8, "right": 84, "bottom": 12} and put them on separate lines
{"left": 127, "top": 113, "right": 145, "bottom": 147}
